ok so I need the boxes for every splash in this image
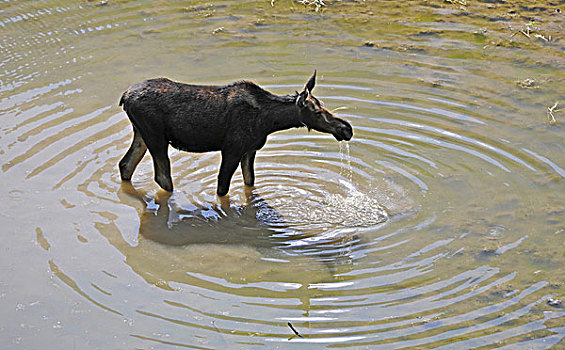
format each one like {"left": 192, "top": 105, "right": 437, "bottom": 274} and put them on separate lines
{"left": 258, "top": 143, "right": 389, "bottom": 230}
{"left": 333, "top": 142, "right": 389, "bottom": 227}
{"left": 324, "top": 179, "right": 389, "bottom": 227}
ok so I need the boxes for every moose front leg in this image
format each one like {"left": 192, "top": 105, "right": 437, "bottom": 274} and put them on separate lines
{"left": 217, "top": 152, "right": 242, "bottom": 196}
{"left": 240, "top": 150, "right": 256, "bottom": 187}
{"left": 144, "top": 136, "right": 173, "bottom": 192}
{"left": 153, "top": 155, "right": 173, "bottom": 192}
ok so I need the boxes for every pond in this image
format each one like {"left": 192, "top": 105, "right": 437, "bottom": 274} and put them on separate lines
{"left": 1, "top": 0, "right": 564, "bottom": 348}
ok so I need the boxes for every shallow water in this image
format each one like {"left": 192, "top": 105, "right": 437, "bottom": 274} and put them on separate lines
{"left": 1, "top": 0, "right": 564, "bottom": 348}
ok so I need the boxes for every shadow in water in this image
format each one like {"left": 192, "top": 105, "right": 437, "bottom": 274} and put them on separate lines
{"left": 111, "top": 182, "right": 359, "bottom": 289}
{"left": 119, "top": 182, "right": 287, "bottom": 249}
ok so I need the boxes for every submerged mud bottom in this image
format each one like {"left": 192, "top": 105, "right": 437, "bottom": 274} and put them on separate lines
{"left": 1, "top": 0, "right": 564, "bottom": 348}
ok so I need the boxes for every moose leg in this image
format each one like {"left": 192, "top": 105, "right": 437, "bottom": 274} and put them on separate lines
{"left": 144, "top": 136, "right": 173, "bottom": 192}
{"left": 217, "top": 152, "right": 242, "bottom": 196}
{"left": 240, "top": 150, "right": 256, "bottom": 187}
{"left": 119, "top": 128, "right": 148, "bottom": 181}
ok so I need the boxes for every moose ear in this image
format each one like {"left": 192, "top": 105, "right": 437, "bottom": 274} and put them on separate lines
{"left": 296, "top": 90, "right": 308, "bottom": 107}
{"left": 304, "top": 70, "right": 316, "bottom": 93}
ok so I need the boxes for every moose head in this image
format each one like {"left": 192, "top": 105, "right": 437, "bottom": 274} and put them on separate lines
{"left": 296, "top": 71, "right": 353, "bottom": 142}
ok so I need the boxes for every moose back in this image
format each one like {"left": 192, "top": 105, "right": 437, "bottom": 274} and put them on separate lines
{"left": 118, "top": 71, "right": 353, "bottom": 196}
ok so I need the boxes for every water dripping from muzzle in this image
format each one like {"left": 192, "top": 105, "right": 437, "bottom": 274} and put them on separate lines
{"left": 339, "top": 141, "right": 354, "bottom": 182}
{"left": 332, "top": 142, "right": 389, "bottom": 227}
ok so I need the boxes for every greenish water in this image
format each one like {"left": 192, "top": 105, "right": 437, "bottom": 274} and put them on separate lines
{"left": 1, "top": 1, "right": 564, "bottom": 348}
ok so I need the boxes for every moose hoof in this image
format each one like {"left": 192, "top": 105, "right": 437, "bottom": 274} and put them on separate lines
{"left": 156, "top": 176, "right": 173, "bottom": 192}
{"left": 119, "top": 166, "right": 133, "bottom": 181}
{"left": 160, "top": 184, "right": 173, "bottom": 192}
{"left": 216, "top": 187, "right": 229, "bottom": 197}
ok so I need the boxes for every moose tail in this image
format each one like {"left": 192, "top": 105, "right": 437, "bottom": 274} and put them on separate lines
{"left": 119, "top": 91, "right": 127, "bottom": 107}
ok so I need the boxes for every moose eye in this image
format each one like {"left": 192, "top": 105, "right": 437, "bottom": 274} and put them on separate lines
{"left": 307, "top": 103, "right": 318, "bottom": 112}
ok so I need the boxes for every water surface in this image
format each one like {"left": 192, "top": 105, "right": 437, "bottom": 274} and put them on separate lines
{"left": 1, "top": 0, "right": 564, "bottom": 348}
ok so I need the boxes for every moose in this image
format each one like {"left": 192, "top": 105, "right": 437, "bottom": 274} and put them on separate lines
{"left": 118, "top": 71, "right": 353, "bottom": 196}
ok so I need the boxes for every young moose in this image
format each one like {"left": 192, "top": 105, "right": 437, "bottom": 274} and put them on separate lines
{"left": 119, "top": 71, "right": 353, "bottom": 196}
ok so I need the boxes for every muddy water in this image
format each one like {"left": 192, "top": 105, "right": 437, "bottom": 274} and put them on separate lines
{"left": 1, "top": 0, "right": 564, "bottom": 348}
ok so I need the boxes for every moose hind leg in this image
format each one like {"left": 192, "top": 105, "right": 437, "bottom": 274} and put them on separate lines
{"left": 240, "top": 150, "right": 256, "bottom": 187}
{"left": 217, "top": 152, "right": 241, "bottom": 196}
{"left": 145, "top": 137, "right": 173, "bottom": 192}
{"left": 119, "top": 128, "right": 148, "bottom": 181}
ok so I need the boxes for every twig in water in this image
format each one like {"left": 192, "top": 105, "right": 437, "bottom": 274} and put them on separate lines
{"left": 534, "top": 33, "right": 550, "bottom": 42}
{"left": 511, "top": 21, "right": 534, "bottom": 39}
{"left": 287, "top": 322, "right": 304, "bottom": 338}
{"left": 547, "top": 101, "right": 562, "bottom": 125}
{"left": 522, "top": 21, "right": 534, "bottom": 38}
{"left": 510, "top": 21, "right": 552, "bottom": 42}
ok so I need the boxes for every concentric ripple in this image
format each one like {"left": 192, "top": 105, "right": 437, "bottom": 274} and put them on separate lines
{"left": 1, "top": 1, "right": 564, "bottom": 349}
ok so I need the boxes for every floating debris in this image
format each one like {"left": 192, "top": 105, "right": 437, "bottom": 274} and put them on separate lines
{"left": 297, "top": 0, "right": 326, "bottom": 12}
{"left": 511, "top": 21, "right": 552, "bottom": 42}
{"left": 271, "top": 0, "right": 326, "bottom": 12}
{"left": 547, "top": 101, "right": 562, "bottom": 125}
{"left": 547, "top": 298, "right": 562, "bottom": 308}
{"left": 512, "top": 21, "right": 536, "bottom": 39}
{"left": 212, "top": 27, "right": 225, "bottom": 35}
{"left": 516, "top": 78, "right": 538, "bottom": 89}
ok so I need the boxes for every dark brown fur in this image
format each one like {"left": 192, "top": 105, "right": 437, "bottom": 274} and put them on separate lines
{"left": 119, "top": 71, "right": 353, "bottom": 196}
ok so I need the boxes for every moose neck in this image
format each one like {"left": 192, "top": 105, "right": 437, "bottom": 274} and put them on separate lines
{"left": 263, "top": 95, "right": 303, "bottom": 135}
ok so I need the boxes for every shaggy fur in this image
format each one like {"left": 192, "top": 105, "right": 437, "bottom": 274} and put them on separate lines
{"left": 118, "top": 71, "right": 353, "bottom": 196}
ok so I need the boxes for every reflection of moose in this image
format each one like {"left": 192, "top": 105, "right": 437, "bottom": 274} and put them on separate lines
{"left": 116, "top": 182, "right": 357, "bottom": 275}
{"left": 119, "top": 181, "right": 284, "bottom": 247}
{"left": 118, "top": 71, "right": 353, "bottom": 196}
{"left": 103, "top": 182, "right": 357, "bottom": 297}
